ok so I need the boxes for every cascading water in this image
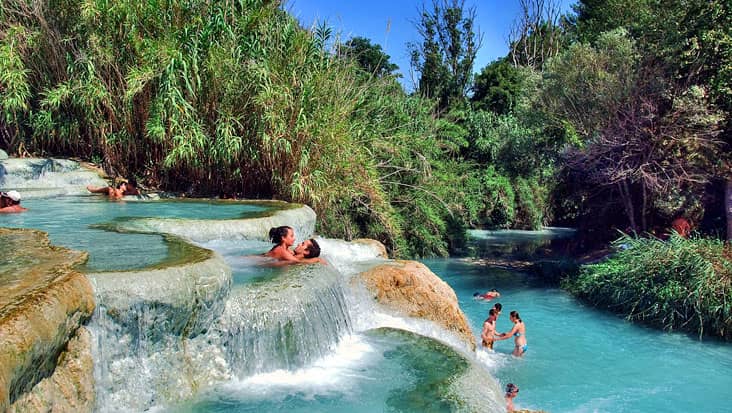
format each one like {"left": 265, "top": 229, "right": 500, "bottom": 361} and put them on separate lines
{"left": 209, "top": 264, "right": 352, "bottom": 376}
{"left": 1, "top": 160, "right": 507, "bottom": 412}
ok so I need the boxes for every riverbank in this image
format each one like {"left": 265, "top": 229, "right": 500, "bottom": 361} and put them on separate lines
{"left": 563, "top": 234, "right": 732, "bottom": 340}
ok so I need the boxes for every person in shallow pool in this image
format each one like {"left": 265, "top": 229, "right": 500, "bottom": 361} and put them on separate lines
{"left": 505, "top": 383, "right": 519, "bottom": 412}
{"left": 264, "top": 226, "right": 326, "bottom": 265}
{"left": 293, "top": 238, "right": 327, "bottom": 264}
{"left": 87, "top": 178, "right": 139, "bottom": 199}
{"left": 494, "top": 310, "right": 527, "bottom": 357}
{"left": 265, "top": 226, "right": 298, "bottom": 262}
{"left": 0, "top": 190, "right": 28, "bottom": 213}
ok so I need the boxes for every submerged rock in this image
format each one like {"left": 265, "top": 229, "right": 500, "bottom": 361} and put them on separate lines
{"left": 358, "top": 260, "right": 476, "bottom": 351}
{"left": 0, "top": 228, "right": 95, "bottom": 411}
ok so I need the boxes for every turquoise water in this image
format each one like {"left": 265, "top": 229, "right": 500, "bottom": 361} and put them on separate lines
{"left": 0, "top": 197, "right": 268, "bottom": 271}
{"left": 423, "top": 258, "right": 732, "bottom": 412}
{"left": 175, "top": 328, "right": 485, "bottom": 413}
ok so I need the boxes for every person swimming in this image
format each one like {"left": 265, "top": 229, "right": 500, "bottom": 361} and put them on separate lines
{"left": 494, "top": 310, "right": 527, "bottom": 356}
{"left": 473, "top": 288, "right": 500, "bottom": 300}
{"left": 293, "top": 238, "right": 327, "bottom": 264}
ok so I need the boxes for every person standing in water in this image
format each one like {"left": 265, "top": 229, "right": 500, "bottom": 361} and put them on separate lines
{"left": 480, "top": 308, "right": 499, "bottom": 349}
{"left": 505, "top": 383, "right": 519, "bottom": 412}
{"left": 495, "top": 310, "right": 527, "bottom": 356}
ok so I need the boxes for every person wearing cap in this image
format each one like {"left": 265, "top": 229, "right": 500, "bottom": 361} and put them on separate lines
{"left": 0, "top": 191, "right": 28, "bottom": 213}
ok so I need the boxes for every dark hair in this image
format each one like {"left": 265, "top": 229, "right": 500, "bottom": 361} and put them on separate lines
{"left": 128, "top": 177, "right": 138, "bottom": 188}
{"left": 505, "top": 383, "right": 519, "bottom": 394}
{"left": 488, "top": 308, "right": 496, "bottom": 317}
{"left": 269, "top": 226, "right": 292, "bottom": 244}
{"left": 304, "top": 238, "right": 321, "bottom": 258}
{"left": 493, "top": 303, "right": 502, "bottom": 312}
{"left": 116, "top": 181, "right": 126, "bottom": 189}
{"left": 510, "top": 310, "right": 522, "bottom": 322}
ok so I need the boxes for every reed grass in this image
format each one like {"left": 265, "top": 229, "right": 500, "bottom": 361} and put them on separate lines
{"left": 564, "top": 233, "right": 732, "bottom": 340}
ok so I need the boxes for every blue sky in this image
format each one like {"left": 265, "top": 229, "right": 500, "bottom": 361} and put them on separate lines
{"left": 286, "top": 0, "right": 577, "bottom": 89}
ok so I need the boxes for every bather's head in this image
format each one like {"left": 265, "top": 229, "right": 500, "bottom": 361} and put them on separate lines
{"left": 269, "top": 226, "right": 294, "bottom": 247}
{"left": 294, "top": 238, "right": 321, "bottom": 258}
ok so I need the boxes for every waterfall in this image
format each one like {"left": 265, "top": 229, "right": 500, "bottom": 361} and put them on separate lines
{"left": 0, "top": 158, "right": 108, "bottom": 197}
{"left": 212, "top": 264, "right": 351, "bottom": 376}
{"left": 87, "top": 249, "right": 351, "bottom": 411}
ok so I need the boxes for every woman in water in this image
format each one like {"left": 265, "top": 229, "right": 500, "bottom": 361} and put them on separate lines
{"left": 495, "top": 310, "right": 527, "bottom": 357}
{"left": 265, "top": 226, "right": 299, "bottom": 262}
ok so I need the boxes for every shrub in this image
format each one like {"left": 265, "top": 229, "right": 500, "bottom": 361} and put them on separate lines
{"left": 564, "top": 234, "right": 732, "bottom": 340}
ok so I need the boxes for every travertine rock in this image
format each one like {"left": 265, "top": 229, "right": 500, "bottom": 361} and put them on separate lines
{"left": 0, "top": 228, "right": 95, "bottom": 411}
{"left": 358, "top": 260, "right": 475, "bottom": 351}
{"left": 8, "top": 328, "right": 95, "bottom": 413}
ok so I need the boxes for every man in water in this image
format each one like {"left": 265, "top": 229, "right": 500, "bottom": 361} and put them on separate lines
{"left": 294, "top": 238, "right": 326, "bottom": 264}
{"left": 481, "top": 308, "right": 499, "bottom": 349}
{"left": 87, "top": 177, "right": 139, "bottom": 199}
{"left": 0, "top": 191, "right": 27, "bottom": 213}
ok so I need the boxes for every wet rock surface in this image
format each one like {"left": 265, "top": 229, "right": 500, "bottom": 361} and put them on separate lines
{"left": 0, "top": 228, "right": 95, "bottom": 411}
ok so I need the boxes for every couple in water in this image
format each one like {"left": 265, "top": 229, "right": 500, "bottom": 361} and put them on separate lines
{"left": 265, "top": 225, "right": 325, "bottom": 264}
{"left": 481, "top": 305, "right": 527, "bottom": 357}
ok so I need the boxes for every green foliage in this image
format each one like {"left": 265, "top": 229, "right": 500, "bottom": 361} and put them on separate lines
{"left": 409, "top": 0, "right": 479, "bottom": 111}
{"left": 540, "top": 28, "right": 639, "bottom": 138}
{"left": 564, "top": 234, "right": 732, "bottom": 340}
{"left": 338, "top": 37, "right": 399, "bottom": 79}
{"left": 471, "top": 58, "right": 525, "bottom": 114}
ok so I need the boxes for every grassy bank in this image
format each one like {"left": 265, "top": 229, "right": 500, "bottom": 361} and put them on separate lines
{"left": 563, "top": 234, "right": 732, "bottom": 340}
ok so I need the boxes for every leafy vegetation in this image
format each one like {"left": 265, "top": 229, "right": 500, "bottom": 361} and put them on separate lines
{"left": 0, "top": 0, "right": 729, "bottom": 262}
{"left": 564, "top": 234, "right": 732, "bottom": 340}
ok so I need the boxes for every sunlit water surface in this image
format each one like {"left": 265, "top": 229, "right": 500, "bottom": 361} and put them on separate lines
{"left": 0, "top": 197, "right": 268, "bottom": 271}
{"left": 421, "top": 255, "right": 732, "bottom": 412}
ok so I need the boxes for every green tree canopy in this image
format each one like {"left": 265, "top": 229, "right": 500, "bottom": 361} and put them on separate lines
{"left": 339, "top": 36, "right": 399, "bottom": 78}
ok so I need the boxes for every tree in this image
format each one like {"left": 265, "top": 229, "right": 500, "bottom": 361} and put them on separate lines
{"left": 339, "top": 37, "right": 399, "bottom": 78}
{"left": 539, "top": 28, "right": 639, "bottom": 138}
{"left": 508, "top": 0, "right": 567, "bottom": 70}
{"left": 471, "top": 58, "right": 525, "bottom": 114}
{"left": 409, "top": 0, "right": 481, "bottom": 111}
{"left": 565, "top": 85, "right": 725, "bottom": 232}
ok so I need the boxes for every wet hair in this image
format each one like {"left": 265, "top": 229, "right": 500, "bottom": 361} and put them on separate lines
{"left": 510, "top": 310, "right": 522, "bottom": 322}
{"left": 116, "top": 181, "right": 127, "bottom": 189}
{"left": 488, "top": 309, "right": 496, "bottom": 317}
{"left": 505, "top": 383, "right": 519, "bottom": 394}
{"left": 304, "top": 238, "right": 321, "bottom": 258}
{"left": 493, "top": 303, "right": 502, "bottom": 312}
{"left": 128, "top": 177, "right": 138, "bottom": 188}
{"left": 268, "top": 226, "right": 292, "bottom": 244}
